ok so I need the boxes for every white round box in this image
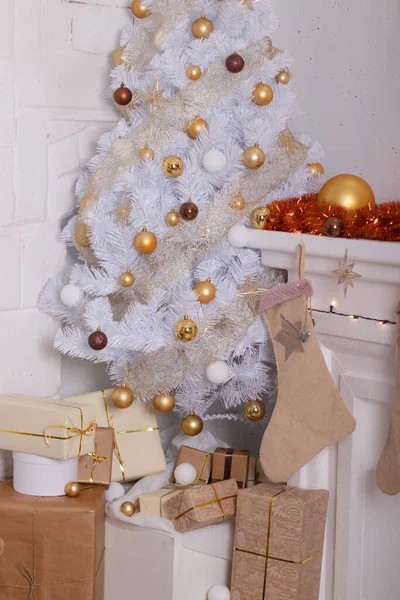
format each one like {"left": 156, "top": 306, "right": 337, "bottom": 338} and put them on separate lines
{"left": 13, "top": 452, "right": 78, "bottom": 496}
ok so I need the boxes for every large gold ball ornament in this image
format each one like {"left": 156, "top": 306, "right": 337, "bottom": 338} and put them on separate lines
{"left": 244, "top": 399, "right": 266, "bottom": 421}
{"left": 243, "top": 144, "right": 266, "bottom": 170}
{"left": 191, "top": 15, "right": 214, "bottom": 39}
{"left": 112, "top": 45, "right": 127, "bottom": 66}
{"left": 186, "top": 65, "right": 201, "bottom": 81}
{"left": 194, "top": 279, "right": 217, "bottom": 304}
{"left": 250, "top": 206, "right": 270, "bottom": 230}
{"left": 75, "top": 220, "right": 91, "bottom": 248}
{"left": 186, "top": 116, "right": 209, "bottom": 140}
{"left": 120, "top": 501, "right": 136, "bottom": 517}
{"left": 153, "top": 393, "right": 176, "bottom": 413}
{"left": 275, "top": 70, "right": 291, "bottom": 85}
{"left": 139, "top": 144, "right": 155, "bottom": 161}
{"left": 230, "top": 195, "right": 246, "bottom": 211}
{"left": 111, "top": 383, "right": 134, "bottom": 409}
{"left": 134, "top": 228, "right": 158, "bottom": 254}
{"left": 65, "top": 481, "right": 81, "bottom": 497}
{"left": 165, "top": 209, "right": 180, "bottom": 227}
{"left": 252, "top": 82, "right": 274, "bottom": 106}
{"left": 131, "top": 0, "right": 151, "bottom": 18}
{"left": 162, "top": 155, "right": 184, "bottom": 178}
{"left": 181, "top": 413, "right": 204, "bottom": 436}
{"left": 120, "top": 270, "right": 135, "bottom": 288}
{"left": 318, "top": 174, "right": 376, "bottom": 210}
{"left": 176, "top": 315, "right": 198, "bottom": 342}
{"left": 309, "top": 162, "right": 324, "bottom": 177}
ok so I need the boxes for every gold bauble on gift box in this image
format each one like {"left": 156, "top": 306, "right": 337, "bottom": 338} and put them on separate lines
{"left": 139, "top": 144, "right": 155, "bottom": 161}
{"left": 112, "top": 45, "right": 127, "bottom": 66}
{"left": 165, "top": 208, "right": 180, "bottom": 227}
{"left": 131, "top": 0, "right": 151, "bottom": 18}
{"left": 186, "top": 116, "right": 209, "bottom": 140}
{"left": 186, "top": 65, "right": 201, "bottom": 81}
{"left": 194, "top": 278, "right": 217, "bottom": 304}
{"left": 244, "top": 399, "right": 266, "bottom": 421}
{"left": 275, "top": 70, "right": 290, "bottom": 85}
{"left": 162, "top": 155, "right": 184, "bottom": 178}
{"left": 75, "top": 219, "right": 91, "bottom": 248}
{"left": 191, "top": 15, "right": 214, "bottom": 39}
{"left": 181, "top": 412, "right": 204, "bottom": 436}
{"left": 243, "top": 144, "right": 266, "bottom": 169}
{"left": 134, "top": 228, "right": 158, "bottom": 254}
{"left": 111, "top": 383, "right": 134, "bottom": 409}
{"left": 176, "top": 315, "right": 198, "bottom": 342}
{"left": 153, "top": 393, "right": 176, "bottom": 413}
{"left": 120, "top": 270, "right": 135, "bottom": 288}
{"left": 252, "top": 82, "right": 274, "bottom": 106}
{"left": 318, "top": 174, "right": 376, "bottom": 210}
{"left": 251, "top": 206, "right": 270, "bottom": 229}
{"left": 309, "top": 162, "right": 324, "bottom": 177}
{"left": 65, "top": 482, "right": 81, "bottom": 497}
{"left": 120, "top": 501, "right": 136, "bottom": 517}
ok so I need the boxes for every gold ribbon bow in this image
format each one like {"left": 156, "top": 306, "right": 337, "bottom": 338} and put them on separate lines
{"left": 44, "top": 420, "right": 96, "bottom": 456}
{"left": 86, "top": 452, "right": 112, "bottom": 483}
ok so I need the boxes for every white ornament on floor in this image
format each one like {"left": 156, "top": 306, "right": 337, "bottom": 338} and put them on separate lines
{"left": 208, "top": 584, "right": 230, "bottom": 600}
{"left": 227, "top": 225, "right": 249, "bottom": 248}
{"left": 206, "top": 361, "right": 231, "bottom": 384}
{"left": 203, "top": 149, "right": 227, "bottom": 173}
{"left": 174, "top": 462, "right": 197, "bottom": 485}
{"left": 60, "top": 283, "right": 83, "bottom": 307}
{"left": 105, "top": 481, "right": 125, "bottom": 503}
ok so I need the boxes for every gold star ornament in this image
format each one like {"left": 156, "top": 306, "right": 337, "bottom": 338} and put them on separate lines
{"left": 139, "top": 77, "right": 168, "bottom": 112}
{"left": 331, "top": 249, "right": 362, "bottom": 296}
{"left": 108, "top": 190, "right": 131, "bottom": 230}
{"left": 240, "top": 0, "right": 259, "bottom": 10}
{"left": 238, "top": 276, "right": 268, "bottom": 314}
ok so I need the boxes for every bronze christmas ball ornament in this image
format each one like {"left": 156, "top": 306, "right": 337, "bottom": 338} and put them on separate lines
{"left": 176, "top": 315, "right": 198, "bottom": 342}
{"left": 181, "top": 412, "right": 204, "bottom": 436}
{"left": 244, "top": 399, "right": 266, "bottom": 421}
{"left": 120, "top": 501, "right": 136, "bottom": 517}
{"left": 88, "top": 328, "right": 108, "bottom": 351}
{"left": 275, "top": 70, "right": 291, "bottom": 85}
{"left": 243, "top": 144, "right": 266, "bottom": 169}
{"left": 309, "top": 162, "right": 324, "bottom": 177}
{"left": 65, "top": 482, "right": 81, "bottom": 497}
{"left": 111, "top": 383, "right": 134, "bottom": 409}
{"left": 186, "top": 65, "right": 201, "bottom": 81}
{"left": 131, "top": 0, "right": 151, "bottom": 18}
{"left": 179, "top": 199, "right": 199, "bottom": 221}
{"left": 139, "top": 144, "right": 155, "bottom": 161}
{"left": 250, "top": 206, "right": 270, "bottom": 229}
{"left": 186, "top": 116, "right": 209, "bottom": 140}
{"left": 226, "top": 53, "right": 245, "bottom": 73}
{"left": 162, "top": 155, "right": 184, "bottom": 178}
{"left": 165, "top": 209, "right": 180, "bottom": 227}
{"left": 324, "top": 217, "right": 344, "bottom": 238}
{"left": 112, "top": 46, "right": 127, "bottom": 66}
{"left": 74, "top": 220, "right": 91, "bottom": 248}
{"left": 318, "top": 174, "right": 376, "bottom": 211}
{"left": 114, "top": 83, "right": 133, "bottom": 106}
{"left": 230, "top": 195, "right": 246, "bottom": 211}
{"left": 194, "top": 279, "right": 217, "bottom": 304}
{"left": 120, "top": 270, "right": 135, "bottom": 288}
{"left": 191, "top": 15, "right": 214, "bottom": 39}
{"left": 252, "top": 82, "right": 274, "bottom": 106}
{"left": 134, "top": 228, "right": 158, "bottom": 254}
{"left": 153, "top": 393, "right": 176, "bottom": 413}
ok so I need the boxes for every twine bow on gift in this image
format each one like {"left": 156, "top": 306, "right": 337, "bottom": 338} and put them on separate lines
{"left": 20, "top": 563, "right": 36, "bottom": 600}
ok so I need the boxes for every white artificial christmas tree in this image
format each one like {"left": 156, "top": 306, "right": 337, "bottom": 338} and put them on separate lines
{"left": 40, "top": 0, "right": 323, "bottom": 429}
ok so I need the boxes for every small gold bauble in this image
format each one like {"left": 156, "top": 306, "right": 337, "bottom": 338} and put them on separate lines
{"left": 153, "top": 393, "right": 176, "bottom": 413}
{"left": 176, "top": 315, "right": 198, "bottom": 342}
{"left": 191, "top": 15, "right": 214, "bottom": 39}
{"left": 186, "top": 116, "right": 209, "bottom": 140}
{"left": 120, "top": 501, "right": 136, "bottom": 517}
{"left": 243, "top": 144, "right": 266, "bottom": 170}
{"left": 162, "top": 155, "right": 184, "bottom": 178}
{"left": 318, "top": 174, "right": 376, "bottom": 210}
{"left": 186, "top": 65, "right": 201, "bottom": 81}
{"left": 120, "top": 270, "right": 135, "bottom": 288}
{"left": 111, "top": 383, "right": 134, "bottom": 409}
{"left": 134, "top": 228, "right": 158, "bottom": 254}
{"left": 194, "top": 278, "right": 217, "bottom": 304}
{"left": 250, "top": 206, "right": 270, "bottom": 230}
{"left": 75, "top": 220, "right": 91, "bottom": 248}
{"left": 139, "top": 144, "right": 155, "bottom": 161}
{"left": 230, "top": 195, "right": 246, "bottom": 211}
{"left": 308, "top": 162, "right": 324, "bottom": 177}
{"left": 165, "top": 209, "right": 180, "bottom": 227}
{"left": 131, "top": 0, "right": 151, "bottom": 18}
{"left": 252, "top": 82, "right": 274, "bottom": 106}
{"left": 181, "top": 412, "right": 204, "bottom": 436}
{"left": 112, "top": 45, "right": 127, "bottom": 66}
{"left": 244, "top": 399, "right": 266, "bottom": 421}
{"left": 275, "top": 70, "right": 290, "bottom": 85}
{"left": 65, "top": 481, "right": 81, "bottom": 497}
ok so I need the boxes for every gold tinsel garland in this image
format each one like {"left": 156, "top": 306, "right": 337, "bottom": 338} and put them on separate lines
{"left": 262, "top": 194, "right": 400, "bottom": 242}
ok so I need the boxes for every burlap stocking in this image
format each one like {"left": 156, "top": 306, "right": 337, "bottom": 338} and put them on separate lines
{"left": 376, "top": 304, "right": 400, "bottom": 495}
{"left": 259, "top": 277, "right": 356, "bottom": 483}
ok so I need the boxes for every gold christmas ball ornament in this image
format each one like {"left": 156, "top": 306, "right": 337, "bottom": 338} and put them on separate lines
{"left": 120, "top": 501, "right": 136, "bottom": 517}
{"left": 191, "top": 15, "right": 214, "bottom": 39}
{"left": 139, "top": 144, "right": 155, "bottom": 161}
{"left": 162, "top": 155, "right": 184, "bottom": 178}
{"left": 181, "top": 412, "right": 204, "bottom": 437}
{"left": 111, "top": 383, "right": 134, "bottom": 409}
{"left": 243, "top": 144, "right": 266, "bottom": 170}
{"left": 186, "top": 65, "right": 201, "bottom": 81}
{"left": 74, "top": 220, "right": 91, "bottom": 248}
{"left": 275, "top": 70, "right": 291, "bottom": 85}
{"left": 252, "top": 82, "right": 274, "bottom": 106}
{"left": 250, "top": 206, "right": 270, "bottom": 230}
{"left": 230, "top": 195, "right": 246, "bottom": 211}
{"left": 244, "top": 399, "right": 266, "bottom": 421}
{"left": 309, "top": 162, "right": 324, "bottom": 177}
{"left": 186, "top": 116, "right": 209, "bottom": 140}
{"left": 120, "top": 270, "right": 135, "bottom": 288}
{"left": 194, "top": 278, "right": 217, "bottom": 304}
{"left": 131, "top": 0, "right": 151, "bottom": 18}
{"left": 112, "top": 45, "right": 127, "bottom": 66}
{"left": 65, "top": 481, "right": 81, "bottom": 498}
{"left": 134, "top": 228, "right": 158, "bottom": 254}
{"left": 153, "top": 393, "right": 176, "bottom": 413}
{"left": 318, "top": 174, "right": 376, "bottom": 211}
{"left": 165, "top": 209, "right": 180, "bottom": 227}
{"left": 176, "top": 315, "right": 198, "bottom": 342}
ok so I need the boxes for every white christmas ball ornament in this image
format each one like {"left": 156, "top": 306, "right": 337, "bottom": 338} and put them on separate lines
{"left": 174, "top": 462, "right": 197, "bottom": 486}
{"left": 206, "top": 361, "right": 231, "bottom": 385}
{"left": 105, "top": 482, "right": 125, "bottom": 503}
{"left": 203, "top": 149, "right": 227, "bottom": 173}
{"left": 208, "top": 585, "right": 230, "bottom": 600}
{"left": 227, "top": 225, "right": 249, "bottom": 248}
{"left": 60, "top": 284, "right": 83, "bottom": 307}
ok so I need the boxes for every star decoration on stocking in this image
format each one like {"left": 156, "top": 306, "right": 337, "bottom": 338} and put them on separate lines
{"left": 331, "top": 249, "right": 362, "bottom": 296}
{"left": 108, "top": 189, "right": 131, "bottom": 230}
{"left": 275, "top": 315, "right": 307, "bottom": 361}
{"left": 238, "top": 276, "right": 268, "bottom": 315}
{"left": 139, "top": 77, "right": 168, "bottom": 112}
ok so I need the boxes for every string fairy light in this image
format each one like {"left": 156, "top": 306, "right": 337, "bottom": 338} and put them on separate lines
{"left": 309, "top": 303, "right": 396, "bottom": 326}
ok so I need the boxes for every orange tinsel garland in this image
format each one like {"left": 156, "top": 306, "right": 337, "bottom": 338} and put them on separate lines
{"left": 263, "top": 194, "right": 400, "bottom": 242}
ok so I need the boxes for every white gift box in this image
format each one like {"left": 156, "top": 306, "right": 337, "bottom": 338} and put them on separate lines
{"left": 13, "top": 452, "right": 78, "bottom": 496}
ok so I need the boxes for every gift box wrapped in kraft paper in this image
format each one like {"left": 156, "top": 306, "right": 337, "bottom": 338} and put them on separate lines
{"left": 67, "top": 389, "right": 166, "bottom": 482}
{"left": 231, "top": 483, "right": 329, "bottom": 600}
{"left": 0, "top": 481, "right": 105, "bottom": 600}
{"left": 139, "top": 485, "right": 189, "bottom": 519}
{"left": 0, "top": 394, "right": 96, "bottom": 459}
{"left": 78, "top": 427, "right": 114, "bottom": 485}
{"left": 211, "top": 448, "right": 250, "bottom": 489}
{"left": 246, "top": 456, "right": 270, "bottom": 488}
{"left": 171, "top": 445, "right": 212, "bottom": 485}
{"left": 166, "top": 479, "right": 238, "bottom": 533}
